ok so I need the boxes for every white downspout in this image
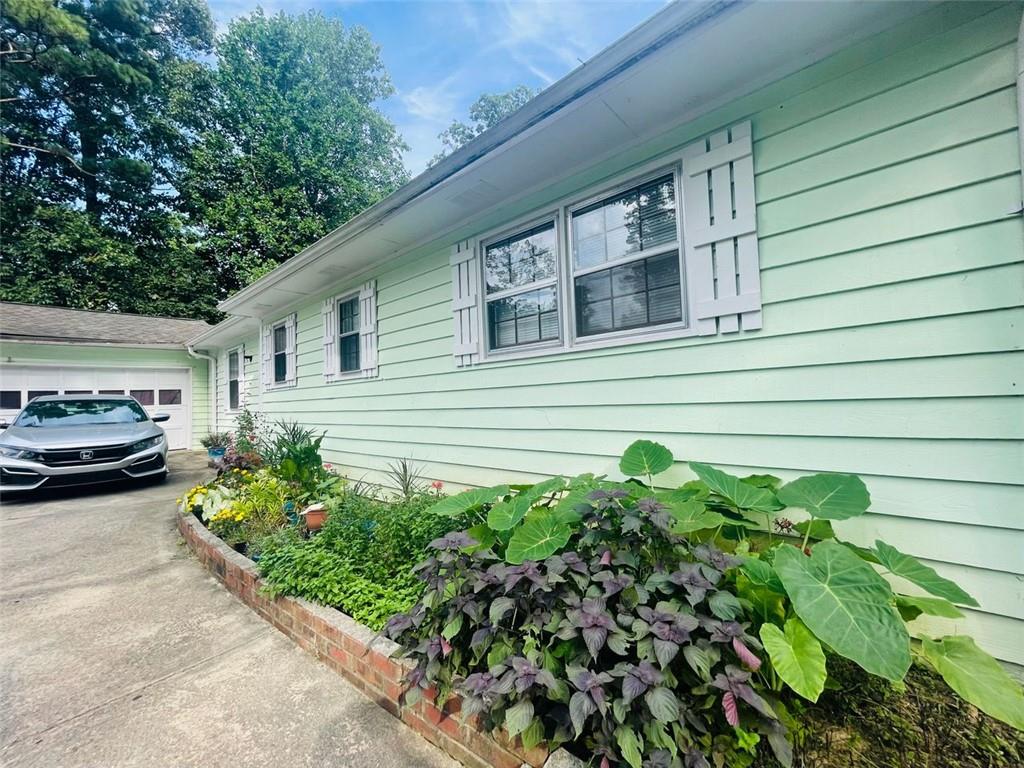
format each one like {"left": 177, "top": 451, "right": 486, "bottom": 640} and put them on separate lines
{"left": 1018, "top": 7, "right": 1024, "bottom": 209}
{"left": 187, "top": 345, "right": 218, "bottom": 437}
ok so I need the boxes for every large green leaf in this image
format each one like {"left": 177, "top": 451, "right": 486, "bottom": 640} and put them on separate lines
{"left": 921, "top": 635, "right": 1024, "bottom": 730}
{"left": 874, "top": 540, "right": 979, "bottom": 607}
{"left": 776, "top": 473, "right": 870, "bottom": 520}
{"left": 487, "top": 477, "right": 566, "bottom": 531}
{"left": 741, "top": 557, "right": 785, "bottom": 594}
{"left": 668, "top": 499, "right": 726, "bottom": 534}
{"left": 428, "top": 485, "right": 509, "bottom": 517}
{"left": 620, "top": 440, "right": 673, "bottom": 478}
{"left": 760, "top": 619, "right": 827, "bottom": 702}
{"left": 774, "top": 541, "right": 910, "bottom": 681}
{"left": 895, "top": 594, "right": 963, "bottom": 620}
{"left": 505, "top": 509, "right": 572, "bottom": 564}
{"left": 689, "top": 462, "right": 781, "bottom": 513}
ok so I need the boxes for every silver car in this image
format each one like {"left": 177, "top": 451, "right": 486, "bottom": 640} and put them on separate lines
{"left": 0, "top": 395, "right": 170, "bottom": 492}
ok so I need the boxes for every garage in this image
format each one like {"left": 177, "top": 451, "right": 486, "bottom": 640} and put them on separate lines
{"left": 0, "top": 302, "right": 211, "bottom": 451}
{"left": 0, "top": 366, "right": 193, "bottom": 449}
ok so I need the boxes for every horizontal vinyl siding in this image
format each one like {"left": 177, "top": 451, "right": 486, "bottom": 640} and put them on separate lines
{"left": 211, "top": 2, "right": 1024, "bottom": 663}
{"left": 0, "top": 341, "right": 211, "bottom": 449}
{"left": 212, "top": 334, "right": 260, "bottom": 434}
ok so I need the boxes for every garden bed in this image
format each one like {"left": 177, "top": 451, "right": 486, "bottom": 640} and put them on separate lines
{"left": 177, "top": 511, "right": 566, "bottom": 768}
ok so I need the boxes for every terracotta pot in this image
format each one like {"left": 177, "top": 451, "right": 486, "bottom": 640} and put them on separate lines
{"left": 302, "top": 503, "right": 328, "bottom": 531}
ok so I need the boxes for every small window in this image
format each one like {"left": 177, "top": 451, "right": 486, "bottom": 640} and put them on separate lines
{"left": 28, "top": 390, "right": 58, "bottom": 401}
{"left": 273, "top": 323, "right": 288, "bottom": 383}
{"left": 338, "top": 297, "right": 360, "bottom": 373}
{"left": 159, "top": 389, "right": 182, "bottom": 405}
{"left": 130, "top": 389, "right": 155, "bottom": 406}
{"left": 64, "top": 390, "right": 92, "bottom": 395}
{"left": 1, "top": 391, "right": 22, "bottom": 409}
{"left": 227, "top": 349, "right": 241, "bottom": 410}
{"left": 99, "top": 389, "right": 124, "bottom": 395}
{"left": 571, "top": 174, "right": 682, "bottom": 338}
{"left": 485, "top": 222, "right": 559, "bottom": 351}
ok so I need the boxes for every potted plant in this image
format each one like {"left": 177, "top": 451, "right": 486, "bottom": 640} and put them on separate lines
{"left": 200, "top": 432, "right": 232, "bottom": 464}
{"left": 300, "top": 502, "right": 327, "bottom": 531}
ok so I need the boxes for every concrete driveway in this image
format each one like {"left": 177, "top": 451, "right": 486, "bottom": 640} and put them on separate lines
{"left": 0, "top": 452, "right": 457, "bottom": 768}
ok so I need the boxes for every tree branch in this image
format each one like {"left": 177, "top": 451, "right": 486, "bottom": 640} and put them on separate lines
{"left": 0, "top": 139, "right": 95, "bottom": 175}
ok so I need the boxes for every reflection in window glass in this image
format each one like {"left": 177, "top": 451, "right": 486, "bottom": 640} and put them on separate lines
{"left": 338, "top": 297, "right": 361, "bottom": 372}
{"left": 131, "top": 389, "right": 155, "bottom": 406}
{"left": 227, "top": 350, "right": 240, "bottom": 410}
{"left": 488, "top": 286, "right": 559, "bottom": 349}
{"left": 575, "top": 251, "right": 682, "bottom": 337}
{"left": 571, "top": 175, "right": 677, "bottom": 270}
{"left": 273, "top": 324, "right": 288, "bottom": 383}
{"left": 15, "top": 399, "right": 148, "bottom": 427}
{"left": 1, "top": 391, "right": 22, "bottom": 409}
{"left": 485, "top": 223, "right": 556, "bottom": 294}
{"left": 159, "top": 389, "right": 182, "bottom": 405}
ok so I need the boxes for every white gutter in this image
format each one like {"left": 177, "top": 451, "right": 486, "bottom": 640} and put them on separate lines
{"left": 187, "top": 345, "right": 218, "bottom": 435}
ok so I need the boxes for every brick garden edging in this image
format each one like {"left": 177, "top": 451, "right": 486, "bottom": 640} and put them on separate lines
{"left": 177, "top": 512, "right": 584, "bottom": 768}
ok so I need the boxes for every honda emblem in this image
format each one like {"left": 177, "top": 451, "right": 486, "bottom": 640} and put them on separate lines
{"left": 80, "top": 450, "right": 94, "bottom": 461}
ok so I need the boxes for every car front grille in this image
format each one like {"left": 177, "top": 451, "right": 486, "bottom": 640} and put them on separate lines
{"left": 36, "top": 444, "right": 132, "bottom": 466}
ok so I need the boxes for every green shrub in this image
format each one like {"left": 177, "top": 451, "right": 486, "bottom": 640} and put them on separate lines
{"left": 258, "top": 489, "right": 467, "bottom": 629}
{"left": 384, "top": 440, "right": 1024, "bottom": 768}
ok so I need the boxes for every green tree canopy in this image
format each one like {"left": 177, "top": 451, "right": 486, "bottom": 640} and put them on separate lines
{"left": 430, "top": 85, "right": 537, "bottom": 166}
{"left": 177, "top": 9, "right": 409, "bottom": 291}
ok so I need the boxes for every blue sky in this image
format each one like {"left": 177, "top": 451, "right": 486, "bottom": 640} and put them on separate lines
{"left": 207, "top": 1, "right": 665, "bottom": 173}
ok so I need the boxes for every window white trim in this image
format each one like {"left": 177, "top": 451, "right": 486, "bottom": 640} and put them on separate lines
{"left": 468, "top": 121, "right": 760, "bottom": 365}
{"left": 323, "top": 281, "right": 378, "bottom": 383}
{"left": 225, "top": 345, "right": 244, "bottom": 413}
{"left": 262, "top": 313, "right": 297, "bottom": 391}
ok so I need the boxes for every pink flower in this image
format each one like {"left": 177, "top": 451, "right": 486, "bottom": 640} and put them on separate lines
{"left": 323, "top": 463, "right": 334, "bottom": 471}
{"left": 431, "top": 480, "right": 444, "bottom": 490}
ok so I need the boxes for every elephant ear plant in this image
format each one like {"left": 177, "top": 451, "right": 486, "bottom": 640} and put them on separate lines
{"left": 385, "top": 440, "right": 1024, "bottom": 768}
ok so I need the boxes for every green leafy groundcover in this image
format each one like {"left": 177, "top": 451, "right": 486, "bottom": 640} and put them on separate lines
{"left": 258, "top": 491, "right": 468, "bottom": 630}
{"left": 384, "top": 440, "right": 1024, "bottom": 768}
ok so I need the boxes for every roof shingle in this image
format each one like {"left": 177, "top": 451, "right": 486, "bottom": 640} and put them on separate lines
{"left": 0, "top": 302, "right": 210, "bottom": 346}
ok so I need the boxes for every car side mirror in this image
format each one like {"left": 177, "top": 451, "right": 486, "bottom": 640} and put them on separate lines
{"left": 152, "top": 413, "right": 171, "bottom": 423}
{"left": 0, "top": 420, "right": 8, "bottom": 429}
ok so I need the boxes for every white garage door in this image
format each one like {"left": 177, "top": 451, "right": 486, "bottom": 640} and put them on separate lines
{"left": 0, "top": 366, "right": 192, "bottom": 450}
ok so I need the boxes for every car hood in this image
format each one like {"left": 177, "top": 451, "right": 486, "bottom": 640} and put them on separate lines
{"left": 0, "top": 422, "right": 161, "bottom": 449}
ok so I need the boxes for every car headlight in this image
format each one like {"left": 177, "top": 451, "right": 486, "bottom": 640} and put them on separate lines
{"left": 0, "top": 444, "right": 38, "bottom": 460}
{"left": 129, "top": 435, "right": 164, "bottom": 453}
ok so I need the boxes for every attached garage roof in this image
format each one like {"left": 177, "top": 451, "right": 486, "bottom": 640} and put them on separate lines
{"left": 0, "top": 302, "right": 210, "bottom": 346}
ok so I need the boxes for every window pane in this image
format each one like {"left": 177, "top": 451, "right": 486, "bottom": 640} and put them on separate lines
{"left": 28, "top": 390, "right": 58, "bottom": 401}
{"left": 487, "top": 286, "right": 559, "bottom": 350}
{"left": 63, "top": 390, "right": 92, "bottom": 395}
{"left": 228, "top": 351, "right": 239, "bottom": 379}
{"left": 572, "top": 175, "right": 676, "bottom": 269}
{"left": 339, "top": 297, "right": 360, "bottom": 335}
{"left": 274, "top": 352, "right": 287, "bottom": 382}
{"left": 273, "top": 324, "right": 287, "bottom": 354}
{"left": 159, "top": 389, "right": 182, "bottom": 405}
{"left": 131, "top": 389, "right": 155, "bottom": 406}
{"left": 485, "top": 223, "right": 556, "bottom": 294}
{"left": 1, "top": 391, "right": 22, "bottom": 409}
{"left": 99, "top": 389, "right": 124, "bottom": 395}
{"left": 575, "top": 251, "right": 682, "bottom": 337}
{"left": 228, "top": 381, "right": 239, "bottom": 411}
{"left": 340, "top": 334, "right": 360, "bottom": 372}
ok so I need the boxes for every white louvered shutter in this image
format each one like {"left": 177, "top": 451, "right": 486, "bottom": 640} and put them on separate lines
{"left": 322, "top": 297, "right": 339, "bottom": 382}
{"left": 261, "top": 324, "right": 273, "bottom": 389}
{"left": 359, "top": 280, "right": 378, "bottom": 378}
{"left": 681, "top": 121, "right": 762, "bottom": 335}
{"left": 450, "top": 240, "right": 480, "bottom": 367}
{"left": 285, "top": 313, "right": 297, "bottom": 386}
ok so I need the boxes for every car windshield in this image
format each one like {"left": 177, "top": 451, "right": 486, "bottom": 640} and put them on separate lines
{"left": 14, "top": 399, "right": 149, "bottom": 428}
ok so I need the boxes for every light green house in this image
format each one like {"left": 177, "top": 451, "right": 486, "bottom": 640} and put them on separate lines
{"left": 185, "top": 0, "right": 1023, "bottom": 666}
{"left": 0, "top": 302, "right": 211, "bottom": 450}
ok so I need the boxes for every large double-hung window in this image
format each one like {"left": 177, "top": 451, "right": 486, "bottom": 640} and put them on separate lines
{"left": 484, "top": 222, "right": 560, "bottom": 350}
{"left": 571, "top": 174, "right": 681, "bottom": 338}
{"left": 448, "top": 121, "right": 763, "bottom": 367}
